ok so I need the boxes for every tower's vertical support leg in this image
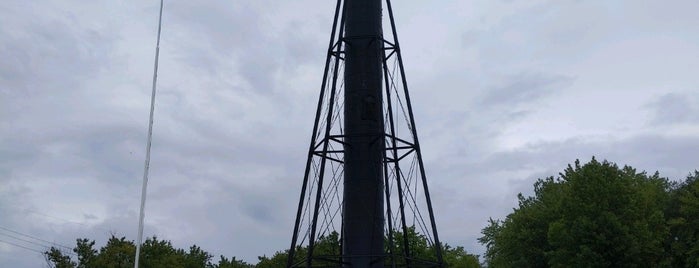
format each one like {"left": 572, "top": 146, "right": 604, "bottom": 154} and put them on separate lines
{"left": 381, "top": 42, "right": 412, "bottom": 266}
{"left": 385, "top": 0, "right": 445, "bottom": 265}
{"left": 305, "top": 2, "right": 349, "bottom": 267}
{"left": 287, "top": 0, "right": 344, "bottom": 267}
{"left": 382, "top": 126, "right": 397, "bottom": 267}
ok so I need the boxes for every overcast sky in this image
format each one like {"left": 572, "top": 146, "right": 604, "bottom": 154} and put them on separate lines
{"left": 1, "top": 0, "right": 698, "bottom": 266}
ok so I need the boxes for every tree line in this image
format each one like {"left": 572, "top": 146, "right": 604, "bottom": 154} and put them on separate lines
{"left": 45, "top": 227, "right": 479, "bottom": 267}
{"left": 46, "top": 158, "right": 698, "bottom": 267}
{"left": 45, "top": 236, "right": 251, "bottom": 268}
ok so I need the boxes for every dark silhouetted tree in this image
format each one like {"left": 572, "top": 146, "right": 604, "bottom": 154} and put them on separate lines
{"left": 666, "top": 171, "right": 699, "bottom": 267}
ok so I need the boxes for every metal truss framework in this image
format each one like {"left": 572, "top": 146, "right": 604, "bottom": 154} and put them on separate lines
{"left": 287, "top": 0, "right": 444, "bottom": 267}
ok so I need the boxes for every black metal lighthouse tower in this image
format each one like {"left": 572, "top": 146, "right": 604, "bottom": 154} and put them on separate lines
{"left": 288, "top": 0, "right": 444, "bottom": 267}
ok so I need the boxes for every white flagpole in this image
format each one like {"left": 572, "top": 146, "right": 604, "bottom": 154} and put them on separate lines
{"left": 135, "top": 0, "right": 164, "bottom": 267}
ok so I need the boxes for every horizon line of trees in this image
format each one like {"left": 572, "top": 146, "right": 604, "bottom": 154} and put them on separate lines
{"left": 45, "top": 235, "right": 252, "bottom": 268}
{"left": 45, "top": 157, "right": 698, "bottom": 267}
{"left": 44, "top": 227, "right": 480, "bottom": 268}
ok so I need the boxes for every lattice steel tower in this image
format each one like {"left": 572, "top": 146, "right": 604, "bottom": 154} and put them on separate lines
{"left": 287, "top": 0, "right": 444, "bottom": 267}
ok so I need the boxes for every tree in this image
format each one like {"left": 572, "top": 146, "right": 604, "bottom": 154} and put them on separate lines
{"left": 183, "top": 245, "right": 212, "bottom": 268}
{"left": 480, "top": 158, "right": 672, "bottom": 267}
{"left": 442, "top": 244, "right": 480, "bottom": 268}
{"left": 74, "top": 238, "right": 97, "bottom": 268}
{"left": 259, "top": 228, "right": 480, "bottom": 267}
{"left": 45, "top": 217, "right": 473, "bottom": 268}
{"left": 45, "top": 236, "right": 234, "bottom": 268}
{"left": 666, "top": 171, "right": 699, "bottom": 267}
{"left": 45, "top": 247, "right": 76, "bottom": 268}
{"left": 256, "top": 232, "right": 339, "bottom": 267}
{"left": 92, "top": 236, "right": 135, "bottom": 268}
{"left": 478, "top": 177, "right": 564, "bottom": 267}
{"left": 44, "top": 230, "right": 475, "bottom": 267}
{"left": 138, "top": 236, "right": 186, "bottom": 268}
{"left": 212, "top": 255, "right": 254, "bottom": 268}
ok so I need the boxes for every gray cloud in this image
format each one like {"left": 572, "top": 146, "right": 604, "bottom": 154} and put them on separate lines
{"left": 646, "top": 92, "right": 699, "bottom": 125}
{"left": 480, "top": 72, "right": 573, "bottom": 108}
{"left": 1, "top": 0, "right": 698, "bottom": 266}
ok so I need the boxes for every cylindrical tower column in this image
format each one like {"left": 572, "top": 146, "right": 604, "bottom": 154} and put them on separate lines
{"left": 342, "top": 0, "right": 385, "bottom": 267}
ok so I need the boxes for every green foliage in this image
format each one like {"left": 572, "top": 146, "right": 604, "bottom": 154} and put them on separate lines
{"left": 74, "top": 238, "right": 97, "bottom": 268}
{"left": 212, "top": 256, "right": 254, "bottom": 268}
{"left": 45, "top": 235, "right": 249, "bottom": 268}
{"left": 479, "top": 158, "right": 688, "bottom": 267}
{"left": 46, "top": 247, "right": 77, "bottom": 268}
{"left": 388, "top": 226, "right": 440, "bottom": 265}
{"left": 478, "top": 177, "right": 564, "bottom": 267}
{"left": 260, "top": 228, "right": 480, "bottom": 267}
{"left": 93, "top": 236, "right": 135, "bottom": 268}
{"left": 46, "top": 230, "right": 477, "bottom": 267}
{"left": 183, "top": 245, "right": 213, "bottom": 268}
{"left": 442, "top": 244, "right": 481, "bottom": 268}
{"left": 257, "top": 231, "right": 340, "bottom": 267}
{"left": 666, "top": 171, "right": 699, "bottom": 267}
